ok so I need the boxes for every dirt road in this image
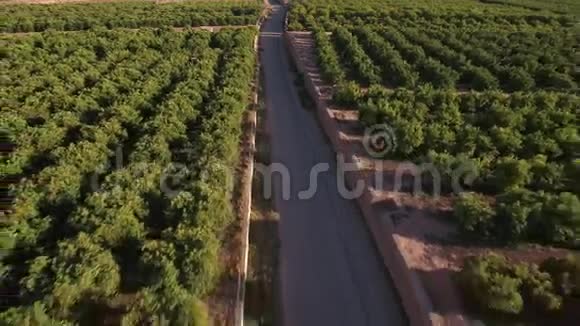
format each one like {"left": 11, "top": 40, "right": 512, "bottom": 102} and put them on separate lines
{"left": 259, "top": 3, "right": 407, "bottom": 326}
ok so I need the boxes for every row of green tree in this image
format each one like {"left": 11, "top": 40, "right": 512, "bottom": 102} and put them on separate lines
{"left": 2, "top": 30, "right": 216, "bottom": 323}
{"left": 311, "top": 26, "right": 346, "bottom": 84}
{"left": 2, "top": 29, "right": 197, "bottom": 178}
{"left": 353, "top": 27, "right": 418, "bottom": 88}
{"left": 342, "top": 86, "right": 579, "bottom": 246}
{"left": 292, "top": 0, "right": 577, "bottom": 92}
{"left": 375, "top": 26, "right": 460, "bottom": 89}
{"left": 0, "top": 1, "right": 261, "bottom": 32}
{"left": 331, "top": 27, "right": 382, "bottom": 85}
{"left": 288, "top": 0, "right": 575, "bottom": 32}
{"left": 1, "top": 28, "right": 258, "bottom": 324}
{"left": 415, "top": 24, "right": 577, "bottom": 91}
{"left": 312, "top": 25, "right": 455, "bottom": 89}
{"left": 353, "top": 87, "right": 578, "bottom": 165}
{"left": 454, "top": 190, "right": 579, "bottom": 247}
{"left": 480, "top": 0, "right": 580, "bottom": 16}
{"left": 459, "top": 253, "right": 580, "bottom": 315}
{"left": 316, "top": 23, "right": 576, "bottom": 92}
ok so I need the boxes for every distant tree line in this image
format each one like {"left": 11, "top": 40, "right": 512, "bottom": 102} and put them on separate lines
{"left": 0, "top": 1, "right": 261, "bottom": 32}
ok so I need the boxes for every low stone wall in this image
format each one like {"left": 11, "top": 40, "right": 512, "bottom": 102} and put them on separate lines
{"left": 284, "top": 32, "right": 434, "bottom": 326}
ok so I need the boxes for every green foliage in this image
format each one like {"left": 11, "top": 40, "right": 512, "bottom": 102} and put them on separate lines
{"left": 458, "top": 254, "right": 525, "bottom": 314}
{"left": 501, "top": 67, "right": 536, "bottom": 91}
{"left": 493, "top": 157, "right": 531, "bottom": 191}
{"left": 312, "top": 27, "right": 346, "bottom": 83}
{"left": 528, "top": 155, "right": 565, "bottom": 192}
{"left": 540, "top": 255, "right": 580, "bottom": 297}
{"left": 479, "top": 0, "right": 580, "bottom": 16}
{"left": 454, "top": 193, "right": 496, "bottom": 240}
{"left": 0, "top": 302, "right": 72, "bottom": 326}
{"left": 354, "top": 27, "right": 418, "bottom": 88}
{"left": 0, "top": 2, "right": 261, "bottom": 32}
{"left": 536, "top": 66, "right": 578, "bottom": 89}
{"left": 333, "top": 81, "right": 362, "bottom": 106}
{"left": 495, "top": 189, "right": 537, "bottom": 242}
{"left": 463, "top": 66, "right": 500, "bottom": 91}
{"left": 125, "top": 240, "right": 210, "bottom": 325}
{"left": 122, "top": 289, "right": 209, "bottom": 326}
{"left": 333, "top": 27, "right": 382, "bottom": 85}
{"left": 2, "top": 27, "right": 257, "bottom": 324}
{"left": 417, "top": 57, "right": 459, "bottom": 88}
{"left": 458, "top": 254, "right": 568, "bottom": 315}
{"left": 356, "top": 88, "right": 579, "bottom": 246}
{"left": 50, "top": 233, "right": 121, "bottom": 317}
{"left": 536, "top": 192, "right": 580, "bottom": 246}
{"left": 452, "top": 187, "right": 580, "bottom": 246}
{"left": 292, "top": 1, "right": 577, "bottom": 92}
{"left": 515, "top": 263, "right": 563, "bottom": 312}
{"left": 566, "top": 160, "right": 580, "bottom": 194}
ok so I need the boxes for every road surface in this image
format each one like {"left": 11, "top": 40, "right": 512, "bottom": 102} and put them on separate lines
{"left": 259, "top": 2, "right": 407, "bottom": 326}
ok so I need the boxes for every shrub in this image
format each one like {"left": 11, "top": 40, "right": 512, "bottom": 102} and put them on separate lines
{"left": 458, "top": 254, "right": 524, "bottom": 314}
{"left": 395, "top": 118, "right": 425, "bottom": 156}
{"left": 540, "top": 192, "right": 580, "bottom": 247}
{"left": 536, "top": 67, "right": 577, "bottom": 89}
{"left": 489, "top": 127, "right": 523, "bottom": 155}
{"left": 417, "top": 58, "right": 459, "bottom": 88}
{"left": 0, "top": 303, "right": 70, "bottom": 326}
{"left": 333, "top": 81, "right": 362, "bottom": 106}
{"left": 565, "top": 159, "right": 580, "bottom": 194}
{"left": 529, "top": 155, "right": 565, "bottom": 192}
{"left": 501, "top": 67, "right": 535, "bottom": 91}
{"left": 454, "top": 192, "right": 495, "bottom": 240}
{"left": 420, "top": 151, "right": 481, "bottom": 192}
{"left": 495, "top": 192, "right": 532, "bottom": 242}
{"left": 333, "top": 27, "right": 382, "bottom": 85}
{"left": 355, "top": 27, "right": 418, "bottom": 88}
{"left": 313, "top": 29, "right": 346, "bottom": 83}
{"left": 540, "top": 255, "right": 580, "bottom": 297}
{"left": 458, "top": 254, "right": 565, "bottom": 315}
{"left": 517, "top": 264, "right": 562, "bottom": 312}
{"left": 492, "top": 157, "right": 531, "bottom": 191}
{"left": 464, "top": 66, "right": 499, "bottom": 90}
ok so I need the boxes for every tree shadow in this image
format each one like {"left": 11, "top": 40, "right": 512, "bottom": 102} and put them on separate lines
{"left": 246, "top": 218, "right": 280, "bottom": 325}
{"left": 142, "top": 190, "right": 170, "bottom": 238}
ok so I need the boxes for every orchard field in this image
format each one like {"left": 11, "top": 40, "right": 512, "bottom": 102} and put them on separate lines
{"left": 0, "top": 0, "right": 261, "bottom": 32}
{"left": 0, "top": 1, "right": 258, "bottom": 322}
{"left": 290, "top": 0, "right": 579, "bottom": 321}
{"left": 291, "top": 0, "right": 578, "bottom": 92}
